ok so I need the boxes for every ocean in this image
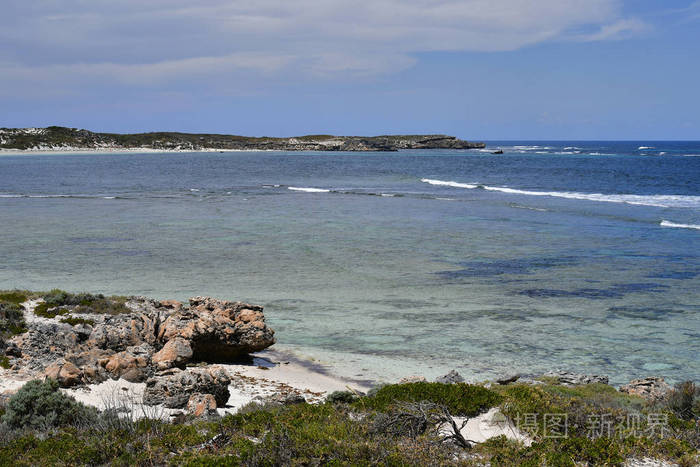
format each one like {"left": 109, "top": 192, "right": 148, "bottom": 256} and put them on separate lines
{"left": 1, "top": 141, "right": 698, "bottom": 386}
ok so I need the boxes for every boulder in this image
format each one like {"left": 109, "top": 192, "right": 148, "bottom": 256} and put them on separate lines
{"left": 544, "top": 371, "right": 608, "bottom": 386}
{"left": 88, "top": 313, "right": 160, "bottom": 352}
{"left": 151, "top": 337, "right": 193, "bottom": 370}
{"left": 620, "top": 377, "right": 672, "bottom": 402}
{"left": 186, "top": 393, "right": 218, "bottom": 418}
{"left": 98, "top": 344, "right": 153, "bottom": 382}
{"left": 159, "top": 300, "right": 183, "bottom": 312}
{"left": 496, "top": 374, "right": 520, "bottom": 385}
{"left": 435, "top": 370, "right": 465, "bottom": 384}
{"left": 157, "top": 297, "right": 275, "bottom": 361}
{"left": 44, "top": 360, "right": 83, "bottom": 387}
{"left": 143, "top": 367, "right": 231, "bottom": 408}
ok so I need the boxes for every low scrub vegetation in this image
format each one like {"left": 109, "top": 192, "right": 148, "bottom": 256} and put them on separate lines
{"left": 1, "top": 379, "right": 97, "bottom": 431}
{"left": 0, "top": 379, "right": 697, "bottom": 465}
{"left": 0, "top": 292, "right": 27, "bottom": 342}
{"left": 31, "top": 289, "right": 130, "bottom": 320}
{"left": 356, "top": 382, "right": 503, "bottom": 416}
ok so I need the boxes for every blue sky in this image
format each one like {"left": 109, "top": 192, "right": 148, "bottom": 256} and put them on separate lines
{"left": 1, "top": 0, "right": 699, "bottom": 139}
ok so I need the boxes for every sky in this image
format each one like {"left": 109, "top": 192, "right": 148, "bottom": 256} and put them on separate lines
{"left": 1, "top": 0, "right": 699, "bottom": 139}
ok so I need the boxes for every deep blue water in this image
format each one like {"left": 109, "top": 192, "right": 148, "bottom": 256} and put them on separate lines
{"left": 1, "top": 141, "right": 698, "bottom": 385}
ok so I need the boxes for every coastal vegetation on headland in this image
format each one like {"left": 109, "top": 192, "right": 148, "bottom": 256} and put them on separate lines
{"left": 1, "top": 289, "right": 698, "bottom": 466}
{"left": 0, "top": 127, "right": 486, "bottom": 152}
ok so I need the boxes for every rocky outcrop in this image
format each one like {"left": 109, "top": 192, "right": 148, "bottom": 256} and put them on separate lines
{"left": 152, "top": 337, "right": 193, "bottom": 370}
{"left": 543, "top": 371, "right": 609, "bottom": 386}
{"left": 143, "top": 367, "right": 231, "bottom": 408}
{"left": 158, "top": 297, "right": 275, "bottom": 362}
{"left": 620, "top": 377, "right": 672, "bottom": 402}
{"left": 8, "top": 295, "right": 275, "bottom": 389}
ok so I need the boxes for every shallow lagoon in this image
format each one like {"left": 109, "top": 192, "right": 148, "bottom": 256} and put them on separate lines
{"left": 1, "top": 143, "right": 698, "bottom": 385}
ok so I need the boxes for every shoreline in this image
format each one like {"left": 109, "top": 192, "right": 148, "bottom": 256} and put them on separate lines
{"left": 0, "top": 147, "right": 278, "bottom": 155}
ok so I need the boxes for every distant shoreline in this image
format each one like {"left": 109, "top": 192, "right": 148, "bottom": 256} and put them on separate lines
{"left": 0, "top": 126, "right": 486, "bottom": 152}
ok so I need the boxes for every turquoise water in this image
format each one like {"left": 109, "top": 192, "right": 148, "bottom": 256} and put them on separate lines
{"left": 1, "top": 142, "right": 698, "bottom": 385}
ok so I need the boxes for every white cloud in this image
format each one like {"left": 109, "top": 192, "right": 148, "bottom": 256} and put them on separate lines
{"left": 0, "top": 0, "right": 647, "bottom": 86}
{"left": 571, "top": 18, "right": 650, "bottom": 42}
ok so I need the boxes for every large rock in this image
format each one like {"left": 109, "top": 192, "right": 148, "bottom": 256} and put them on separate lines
{"left": 435, "top": 370, "right": 465, "bottom": 384}
{"left": 44, "top": 360, "right": 83, "bottom": 387}
{"left": 152, "top": 337, "right": 193, "bottom": 370}
{"left": 88, "top": 312, "right": 160, "bottom": 352}
{"left": 186, "top": 393, "right": 218, "bottom": 418}
{"left": 157, "top": 297, "right": 275, "bottom": 361}
{"left": 143, "top": 367, "right": 231, "bottom": 408}
{"left": 544, "top": 371, "right": 609, "bottom": 386}
{"left": 620, "top": 377, "right": 672, "bottom": 402}
{"left": 97, "top": 344, "right": 153, "bottom": 382}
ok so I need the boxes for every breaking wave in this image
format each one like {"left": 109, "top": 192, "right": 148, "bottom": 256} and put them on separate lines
{"left": 288, "top": 186, "right": 330, "bottom": 193}
{"left": 420, "top": 178, "right": 700, "bottom": 208}
{"left": 660, "top": 220, "right": 700, "bottom": 230}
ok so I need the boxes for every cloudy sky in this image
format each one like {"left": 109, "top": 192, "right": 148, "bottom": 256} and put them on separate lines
{"left": 1, "top": 0, "right": 699, "bottom": 139}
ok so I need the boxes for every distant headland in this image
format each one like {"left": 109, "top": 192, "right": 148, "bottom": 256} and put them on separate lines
{"left": 0, "top": 126, "right": 485, "bottom": 152}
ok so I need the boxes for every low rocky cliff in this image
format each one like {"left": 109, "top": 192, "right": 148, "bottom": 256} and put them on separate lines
{"left": 0, "top": 126, "right": 485, "bottom": 151}
{"left": 5, "top": 296, "right": 275, "bottom": 389}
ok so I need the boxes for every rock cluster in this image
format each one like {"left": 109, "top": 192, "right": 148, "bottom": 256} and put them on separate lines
{"left": 619, "top": 377, "right": 672, "bottom": 402}
{"left": 435, "top": 370, "right": 465, "bottom": 384}
{"left": 543, "top": 371, "right": 609, "bottom": 386}
{"left": 143, "top": 367, "right": 231, "bottom": 409}
{"left": 5, "top": 296, "right": 276, "bottom": 409}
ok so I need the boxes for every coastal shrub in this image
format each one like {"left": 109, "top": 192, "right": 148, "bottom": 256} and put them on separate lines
{"left": 1, "top": 379, "right": 98, "bottom": 430}
{"left": 60, "top": 317, "right": 96, "bottom": 327}
{"left": 32, "top": 302, "right": 69, "bottom": 319}
{"left": 37, "top": 289, "right": 130, "bottom": 316}
{"left": 0, "top": 291, "right": 27, "bottom": 305}
{"left": 0, "top": 355, "right": 10, "bottom": 369}
{"left": 0, "top": 301, "right": 27, "bottom": 336}
{"left": 326, "top": 390, "right": 359, "bottom": 404}
{"left": 357, "top": 382, "right": 502, "bottom": 416}
{"left": 667, "top": 381, "right": 698, "bottom": 420}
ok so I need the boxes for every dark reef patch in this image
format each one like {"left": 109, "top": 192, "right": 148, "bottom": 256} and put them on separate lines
{"left": 518, "top": 282, "right": 669, "bottom": 300}
{"left": 606, "top": 306, "right": 686, "bottom": 321}
{"left": 436, "top": 255, "right": 579, "bottom": 279}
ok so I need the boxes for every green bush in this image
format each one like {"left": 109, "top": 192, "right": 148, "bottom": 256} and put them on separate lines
{"left": 667, "top": 381, "right": 698, "bottom": 421}
{"left": 356, "top": 382, "right": 502, "bottom": 416}
{"left": 35, "top": 289, "right": 130, "bottom": 318}
{"left": 60, "top": 317, "right": 95, "bottom": 327}
{"left": 0, "top": 292, "right": 27, "bottom": 305}
{"left": 32, "top": 302, "right": 69, "bottom": 319}
{"left": 1, "top": 379, "right": 97, "bottom": 430}
{"left": 326, "top": 390, "right": 359, "bottom": 404}
{"left": 0, "top": 302, "right": 27, "bottom": 336}
{"left": 0, "top": 355, "right": 10, "bottom": 369}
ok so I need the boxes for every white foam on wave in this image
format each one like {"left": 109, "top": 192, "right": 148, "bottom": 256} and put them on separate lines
{"left": 420, "top": 178, "right": 700, "bottom": 208}
{"left": 638, "top": 146, "right": 654, "bottom": 150}
{"left": 288, "top": 186, "right": 330, "bottom": 193}
{"left": 421, "top": 179, "right": 479, "bottom": 189}
{"left": 660, "top": 220, "right": 700, "bottom": 230}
